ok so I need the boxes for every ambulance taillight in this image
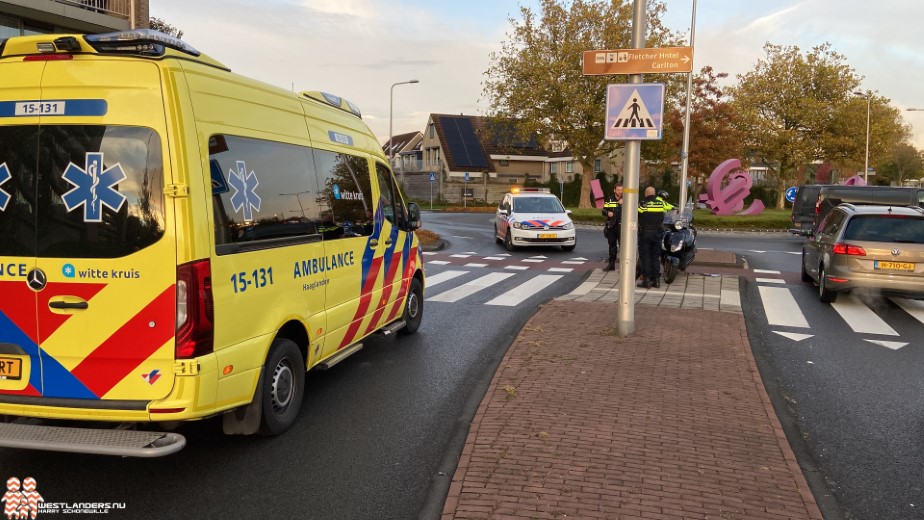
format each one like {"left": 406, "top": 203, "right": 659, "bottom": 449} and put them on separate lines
{"left": 176, "top": 259, "right": 214, "bottom": 359}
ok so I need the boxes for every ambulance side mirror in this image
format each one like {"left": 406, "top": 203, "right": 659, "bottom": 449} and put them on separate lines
{"left": 407, "top": 202, "right": 422, "bottom": 231}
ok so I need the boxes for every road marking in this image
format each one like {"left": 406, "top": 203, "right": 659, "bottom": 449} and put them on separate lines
{"left": 864, "top": 340, "right": 907, "bottom": 350}
{"left": 424, "top": 270, "right": 469, "bottom": 288}
{"left": 484, "top": 256, "right": 505, "bottom": 260}
{"left": 831, "top": 294, "right": 899, "bottom": 336}
{"left": 486, "top": 274, "right": 563, "bottom": 306}
{"left": 756, "top": 278, "right": 785, "bottom": 284}
{"left": 450, "top": 254, "right": 472, "bottom": 258}
{"left": 465, "top": 263, "right": 488, "bottom": 268}
{"left": 422, "top": 252, "right": 438, "bottom": 256}
{"left": 505, "top": 265, "right": 530, "bottom": 271}
{"left": 754, "top": 269, "right": 781, "bottom": 274}
{"left": 450, "top": 236, "right": 474, "bottom": 240}
{"left": 522, "top": 259, "right": 544, "bottom": 263}
{"left": 561, "top": 260, "right": 585, "bottom": 265}
{"left": 427, "top": 272, "right": 516, "bottom": 303}
{"left": 773, "top": 331, "right": 813, "bottom": 342}
{"left": 547, "top": 267, "right": 573, "bottom": 273}
{"left": 890, "top": 297, "right": 924, "bottom": 327}
{"left": 530, "top": 255, "right": 548, "bottom": 259}
{"left": 758, "top": 286, "right": 809, "bottom": 328}
{"left": 570, "top": 257, "right": 589, "bottom": 261}
{"left": 427, "top": 260, "right": 450, "bottom": 265}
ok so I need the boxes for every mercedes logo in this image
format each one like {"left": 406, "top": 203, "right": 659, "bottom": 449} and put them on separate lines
{"left": 892, "top": 248, "right": 901, "bottom": 256}
{"left": 26, "top": 268, "right": 47, "bottom": 291}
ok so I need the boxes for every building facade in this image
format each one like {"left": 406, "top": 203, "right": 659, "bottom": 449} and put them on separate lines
{"left": 0, "top": 0, "right": 148, "bottom": 37}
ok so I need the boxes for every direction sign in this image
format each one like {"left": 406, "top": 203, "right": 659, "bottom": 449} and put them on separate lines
{"left": 785, "top": 187, "right": 798, "bottom": 203}
{"left": 604, "top": 83, "right": 665, "bottom": 141}
{"left": 429, "top": 172, "right": 436, "bottom": 182}
{"left": 582, "top": 47, "right": 693, "bottom": 76}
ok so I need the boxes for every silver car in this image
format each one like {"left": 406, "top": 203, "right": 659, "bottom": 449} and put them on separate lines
{"left": 801, "top": 204, "right": 924, "bottom": 302}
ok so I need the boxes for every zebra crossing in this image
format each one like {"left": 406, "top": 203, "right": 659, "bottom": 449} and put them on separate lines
{"left": 422, "top": 251, "right": 591, "bottom": 273}
{"left": 424, "top": 261, "right": 570, "bottom": 307}
{"left": 422, "top": 251, "right": 586, "bottom": 307}
{"left": 755, "top": 272, "right": 924, "bottom": 350}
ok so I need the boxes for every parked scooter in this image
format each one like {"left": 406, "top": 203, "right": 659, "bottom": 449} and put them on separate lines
{"left": 661, "top": 203, "right": 697, "bottom": 284}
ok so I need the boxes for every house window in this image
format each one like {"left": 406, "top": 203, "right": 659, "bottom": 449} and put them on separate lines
{"left": 594, "top": 159, "right": 602, "bottom": 172}
{"left": 550, "top": 162, "right": 558, "bottom": 174}
{"left": 429, "top": 123, "right": 435, "bottom": 139}
{"left": 565, "top": 162, "right": 574, "bottom": 173}
{"left": 499, "top": 160, "right": 509, "bottom": 166}
{"left": 435, "top": 148, "right": 440, "bottom": 165}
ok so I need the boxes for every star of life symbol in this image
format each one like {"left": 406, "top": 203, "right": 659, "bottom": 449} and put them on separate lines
{"left": 0, "top": 163, "right": 12, "bottom": 212}
{"left": 228, "top": 160, "right": 261, "bottom": 221}
{"left": 3, "top": 476, "right": 43, "bottom": 520}
{"left": 62, "top": 152, "right": 127, "bottom": 223}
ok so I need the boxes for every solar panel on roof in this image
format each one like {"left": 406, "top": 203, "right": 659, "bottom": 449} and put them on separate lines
{"left": 441, "top": 116, "right": 489, "bottom": 170}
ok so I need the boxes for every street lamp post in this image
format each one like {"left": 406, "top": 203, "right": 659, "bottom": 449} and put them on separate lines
{"left": 389, "top": 79, "right": 420, "bottom": 184}
{"left": 854, "top": 90, "right": 871, "bottom": 183}
{"left": 678, "top": 0, "right": 697, "bottom": 209}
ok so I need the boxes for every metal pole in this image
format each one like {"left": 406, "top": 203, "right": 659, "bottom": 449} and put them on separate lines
{"left": 617, "top": 0, "right": 646, "bottom": 337}
{"left": 678, "top": 0, "right": 697, "bottom": 208}
{"left": 388, "top": 80, "right": 419, "bottom": 185}
{"left": 864, "top": 95, "right": 870, "bottom": 183}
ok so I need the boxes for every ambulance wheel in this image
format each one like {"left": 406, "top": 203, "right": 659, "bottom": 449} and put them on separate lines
{"left": 399, "top": 277, "right": 424, "bottom": 335}
{"left": 259, "top": 338, "right": 305, "bottom": 435}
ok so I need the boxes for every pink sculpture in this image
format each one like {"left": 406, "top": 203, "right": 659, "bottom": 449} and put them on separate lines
{"left": 591, "top": 179, "right": 605, "bottom": 209}
{"left": 840, "top": 175, "right": 867, "bottom": 186}
{"left": 703, "top": 159, "right": 765, "bottom": 216}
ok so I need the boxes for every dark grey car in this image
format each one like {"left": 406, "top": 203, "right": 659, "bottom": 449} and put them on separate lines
{"left": 801, "top": 204, "right": 924, "bottom": 303}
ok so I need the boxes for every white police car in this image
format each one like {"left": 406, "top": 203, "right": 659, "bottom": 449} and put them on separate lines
{"left": 494, "top": 188, "right": 576, "bottom": 251}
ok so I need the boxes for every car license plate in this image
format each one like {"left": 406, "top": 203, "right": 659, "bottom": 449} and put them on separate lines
{"left": 538, "top": 233, "right": 556, "bottom": 239}
{"left": 874, "top": 261, "right": 914, "bottom": 271}
{"left": 0, "top": 356, "right": 22, "bottom": 381}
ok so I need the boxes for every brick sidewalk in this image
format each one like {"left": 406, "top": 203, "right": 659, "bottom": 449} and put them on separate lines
{"left": 441, "top": 301, "right": 823, "bottom": 520}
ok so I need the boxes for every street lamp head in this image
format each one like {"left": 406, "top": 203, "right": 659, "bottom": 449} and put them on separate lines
{"left": 409, "top": 79, "right": 420, "bottom": 84}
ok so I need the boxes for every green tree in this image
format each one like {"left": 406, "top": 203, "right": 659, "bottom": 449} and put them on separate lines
{"left": 732, "top": 43, "right": 861, "bottom": 208}
{"left": 482, "top": 0, "right": 679, "bottom": 208}
{"left": 878, "top": 143, "right": 924, "bottom": 186}
{"left": 149, "top": 17, "right": 183, "bottom": 39}
{"left": 658, "top": 66, "right": 745, "bottom": 199}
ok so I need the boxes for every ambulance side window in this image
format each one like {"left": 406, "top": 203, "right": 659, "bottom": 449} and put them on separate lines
{"left": 312, "top": 149, "right": 373, "bottom": 239}
{"left": 374, "top": 162, "right": 407, "bottom": 230}
{"left": 209, "top": 134, "right": 321, "bottom": 254}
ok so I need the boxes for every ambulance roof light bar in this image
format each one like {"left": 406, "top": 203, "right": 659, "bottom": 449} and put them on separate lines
{"left": 85, "top": 29, "right": 201, "bottom": 57}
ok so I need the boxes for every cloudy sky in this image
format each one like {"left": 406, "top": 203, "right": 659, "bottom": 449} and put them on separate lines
{"left": 150, "top": 0, "right": 924, "bottom": 151}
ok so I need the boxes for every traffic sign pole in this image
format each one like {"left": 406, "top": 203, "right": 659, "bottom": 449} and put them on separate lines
{"left": 617, "top": 0, "right": 646, "bottom": 338}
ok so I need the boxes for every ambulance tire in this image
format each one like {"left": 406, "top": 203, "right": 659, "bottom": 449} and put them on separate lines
{"left": 399, "top": 277, "right": 424, "bottom": 335}
{"left": 259, "top": 338, "right": 305, "bottom": 436}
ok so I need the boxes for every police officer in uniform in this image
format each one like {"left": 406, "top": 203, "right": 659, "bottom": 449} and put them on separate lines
{"left": 637, "top": 186, "right": 674, "bottom": 288}
{"left": 601, "top": 184, "right": 623, "bottom": 271}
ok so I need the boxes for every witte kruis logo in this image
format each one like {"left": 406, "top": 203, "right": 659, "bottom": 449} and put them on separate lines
{"left": 2, "top": 476, "right": 42, "bottom": 520}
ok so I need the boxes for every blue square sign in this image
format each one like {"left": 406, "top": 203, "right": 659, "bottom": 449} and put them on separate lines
{"left": 604, "top": 83, "right": 665, "bottom": 141}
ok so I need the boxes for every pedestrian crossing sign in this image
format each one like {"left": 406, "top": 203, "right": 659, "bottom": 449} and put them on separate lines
{"left": 604, "top": 83, "right": 665, "bottom": 140}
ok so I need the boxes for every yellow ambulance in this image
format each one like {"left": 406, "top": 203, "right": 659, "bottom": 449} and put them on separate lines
{"left": 0, "top": 30, "right": 425, "bottom": 456}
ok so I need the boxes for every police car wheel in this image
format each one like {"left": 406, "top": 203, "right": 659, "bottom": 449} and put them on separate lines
{"left": 561, "top": 244, "right": 575, "bottom": 252}
{"left": 504, "top": 231, "right": 517, "bottom": 251}
{"left": 399, "top": 277, "right": 424, "bottom": 335}
{"left": 259, "top": 338, "right": 305, "bottom": 435}
{"left": 494, "top": 224, "right": 503, "bottom": 244}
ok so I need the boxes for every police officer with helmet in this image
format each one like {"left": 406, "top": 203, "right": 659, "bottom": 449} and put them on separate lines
{"left": 637, "top": 186, "right": 674, "bottom": 288}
